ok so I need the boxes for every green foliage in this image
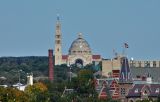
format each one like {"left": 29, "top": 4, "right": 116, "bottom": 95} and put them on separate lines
{"left": 54, "top": 64, "right": 69, "bottom": 82}
{"left": 78, "top": 69, "right": 94, "bottom": 81}
{"left": 0, "top": 57, "right": 112, "bottom": 101}
{"left": 157, "top": 94, "right": 160, "bottom": 102}
{"left": 136, "top": 99, "right": 157, "bottom": 102}
{"left": 0, "top": 87, "right": 29, "bottom": 102}
{"left": 0, "top": 56, "right": 48, "bottom": 84}
{"left": 0, "top": 57, "right": 101, "bottom": 84}
{"left": 24, "top": 82, "right": 49, "bottom": 102}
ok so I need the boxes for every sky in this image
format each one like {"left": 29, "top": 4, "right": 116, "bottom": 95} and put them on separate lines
{"left": 0, "top": 0, "right": 160, "bottom": 60}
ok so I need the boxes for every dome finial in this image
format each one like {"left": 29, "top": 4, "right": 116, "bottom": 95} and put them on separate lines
{"left": 78, "top": 32, "right": 83, "bottom": 39}
{"left": 57, "top": 13, "right": 60, "bottom": 21}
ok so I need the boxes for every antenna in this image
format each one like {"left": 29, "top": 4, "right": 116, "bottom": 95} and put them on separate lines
{"left": 113, "top": 48, "right": 118, "bottom": 58}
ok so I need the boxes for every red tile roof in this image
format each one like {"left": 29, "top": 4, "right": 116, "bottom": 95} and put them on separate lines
{"left": 92, "top": 55, "right": 101, "bottom": 59}
{"left": 112, "top": 70, "right": 120, "bottom": 73}
{"left": 62, "top": 55, "right": 68, "bottom": 60}
{"left": 99, "top": 87, "right": 107, "bottom": 99}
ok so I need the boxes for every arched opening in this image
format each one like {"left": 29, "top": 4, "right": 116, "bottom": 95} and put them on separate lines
{"left": 129, "top": 100, "right": 134, "bottom": 102}
{"left": 75, "top": 59, "right": 83, "bottom": 68}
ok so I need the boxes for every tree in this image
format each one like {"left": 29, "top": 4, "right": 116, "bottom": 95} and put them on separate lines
{"left": 157, "top": 94, "right": 160, "bottom": 102}
{"left": 25, "top": 82, "right": 48, "bottom": 102}
{"left": 0, "top": 87, "right": 29, "bottom": 102}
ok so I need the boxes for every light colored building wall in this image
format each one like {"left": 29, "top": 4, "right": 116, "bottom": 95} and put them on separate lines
{"left": 102, "top": 58, "right": 121, "bottom": 77}
{"left": 130, "top": 60, "right": 160, "bottom": 68}
{"left": 102, "top": 60, "right": 112, "bottom": 77}
{"left": 61, "top": 59, "right": 67, "bottom": 65}
{"left": 68, "top": 54, "right": 92, "bottom": 66}
{"left": 156, "top": 61, "right": 160, "bottom": 67}
{"left": 102, "top": 57, "right": 160, "bottom": 77}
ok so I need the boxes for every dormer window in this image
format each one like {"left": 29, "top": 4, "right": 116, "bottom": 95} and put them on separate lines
{"left": 135, "top": 88, "right": 139, "bottom": 93}
{"left": 143, "top": 90, "right": 148, "bottom": 95}
{"left": 156, "top": 88, "right": 159, "bottom": 93}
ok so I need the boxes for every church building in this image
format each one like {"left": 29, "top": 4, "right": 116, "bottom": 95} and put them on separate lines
{"left": 54, "top": 16, "right": 101, "bottom": 66}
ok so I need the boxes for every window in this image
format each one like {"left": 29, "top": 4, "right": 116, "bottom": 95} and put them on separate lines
{"left": 153, "top": 61, "right": 156, "bottom": 67}
{"left": 138, "top": 61, "right": 141, "bottom": 67}
{"left": 135, "top": 88, "right": 139, "bottom": 93}
{"left": 121, "top": 88, "right": 125, "bottom": 95}
{"left": 131, "top": 61, "right": 136, "bottom": 68}
{"left": 57, "top": 25, "right": 60, "bottom": 29}
{"left": 73, "top": 51, "right": 76, "bottom": 53}
{"left": 143, "top": 90, "right": 148, "bottom": 95}
{"left": 56, "top": 40, "right": 60, "bottom": 44}
{"left": 145, "top": 61, "right": 150, "bottom": 67}
{"left": 56, "top": 35, "right": 60, "bottom": 38}
{"left": 156, "top": 88, "right": 159, "bottom": 93}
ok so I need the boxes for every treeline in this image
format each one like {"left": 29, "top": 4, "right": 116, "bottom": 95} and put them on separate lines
{"left": 0, "top": 56, "right": 49, "bottom": 84}
{"left": 0, "top": 56, "right": 101, "bottom": 85}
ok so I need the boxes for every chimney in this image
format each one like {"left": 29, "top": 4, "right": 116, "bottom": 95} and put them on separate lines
{"left": 48, "top": 49, "right": 54, "bottom": 81}
{"left": 146, "top": 73, "right": 152, "bottom": 84}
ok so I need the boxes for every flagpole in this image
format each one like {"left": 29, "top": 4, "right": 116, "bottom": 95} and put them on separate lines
{"left": 123, "top": 43, "right": 129, "bottom": 58}
{"left": 122, "top": 44, "right": 125, "bottom": 57}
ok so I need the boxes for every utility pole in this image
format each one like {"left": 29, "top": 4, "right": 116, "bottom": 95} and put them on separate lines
{"left": 70, "top": 66, "right": 72, "bottom": 82}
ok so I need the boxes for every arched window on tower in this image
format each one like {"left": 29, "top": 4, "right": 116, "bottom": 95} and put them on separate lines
{"left": 56, "top": 40, "right": 60, "bottom": 44}
{"left": 56, "top": 35, "right": 60, "bottom": 39}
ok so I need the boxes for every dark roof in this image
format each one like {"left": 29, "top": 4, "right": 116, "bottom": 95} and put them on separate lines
{"left": 127, "top": 84, "right": 160, "bottom": 97}
{"left": 150, "top": 84, "right": 160, "bottom": 97}
{"left": 131, "top": 67, "right": 160, "bottom": 82}
{"left": 127, "top": 84, "right": 144, "bottom": 97}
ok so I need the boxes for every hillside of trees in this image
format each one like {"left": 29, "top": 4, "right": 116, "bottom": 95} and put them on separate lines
{"left": 0, "top": 56, "right": 101, "bottom": 85}
{"left": 0, "top": 56, "right": 49, "bottom": 85}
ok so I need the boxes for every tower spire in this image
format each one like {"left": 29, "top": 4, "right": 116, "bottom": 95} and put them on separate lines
{"left": 54, "top": 15, "right": 62, "bottom": 65}
{"left": 119, "top": 57, "right": 133, "bottom": 83}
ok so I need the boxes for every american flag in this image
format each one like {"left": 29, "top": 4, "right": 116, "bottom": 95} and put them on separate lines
{"left": 124, "top": 43, "right": 129, "bottom": 48}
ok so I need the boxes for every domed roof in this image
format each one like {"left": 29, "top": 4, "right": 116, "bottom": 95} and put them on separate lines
{"left": 69, "top": 33, "right": 92, "bottom": 55}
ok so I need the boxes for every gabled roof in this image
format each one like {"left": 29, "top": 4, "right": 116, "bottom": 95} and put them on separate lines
{"left": 109, "top": 79, "right": 119, "bottom": 99}
{"left": 98, "top": 86, "right": 108, "bottom": 99}
{"left": 110, "top": 79, "right": 119, "bottom": 90}
{"left": 127, "top": 84, "right": 145, "bottom": 97}
{"left": 127, "top": 84, "right": 160, "bottom": 98}
{"left": 150, "top": 84, "right": 160, "bottom": 97}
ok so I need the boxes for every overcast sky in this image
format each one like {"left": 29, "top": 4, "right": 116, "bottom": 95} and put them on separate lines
{"left": 0, "top": 0, "right": 160, "bottom": 60}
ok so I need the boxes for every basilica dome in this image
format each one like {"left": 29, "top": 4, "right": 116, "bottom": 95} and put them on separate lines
{"left": 69, "top": 33, "right": 92, "bottom": 55}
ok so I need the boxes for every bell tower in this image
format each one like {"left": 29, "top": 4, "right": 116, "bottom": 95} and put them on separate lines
{"left": 54, "top": 15, "right": 62, "bottom": 65}
{"left": 118, "top": 57, "right": 133, "bottom": 102}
